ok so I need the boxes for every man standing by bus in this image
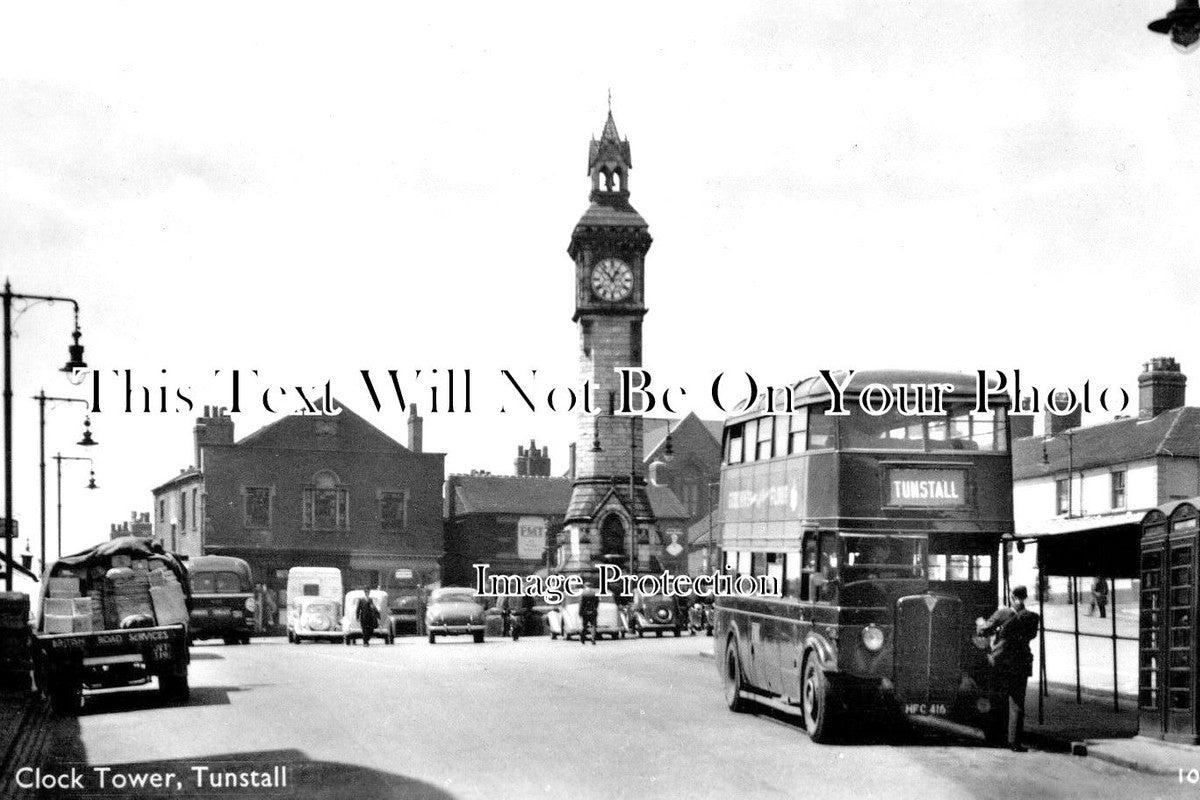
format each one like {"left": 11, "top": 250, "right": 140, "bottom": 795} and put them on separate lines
{"left": 977, "top": 585, "right": 1040, "bottom": 752}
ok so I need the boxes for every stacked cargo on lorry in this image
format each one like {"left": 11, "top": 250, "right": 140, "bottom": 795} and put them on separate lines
{"left": 34, "top": 536, "right": 191, "bottom": 714}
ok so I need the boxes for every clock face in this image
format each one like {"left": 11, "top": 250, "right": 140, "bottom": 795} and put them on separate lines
{"left": 591, "top": 258, "right": 633, "bottom": 301}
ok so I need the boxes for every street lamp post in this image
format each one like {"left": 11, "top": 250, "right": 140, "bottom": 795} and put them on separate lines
{"left": 52, "top": 453, "right": 97, "bottom": 561}
{"left": 2, "top": 280, "right": 89, "bottom": 590}
{"left": 34, "top": 391, "right": 94, "bottom": 575}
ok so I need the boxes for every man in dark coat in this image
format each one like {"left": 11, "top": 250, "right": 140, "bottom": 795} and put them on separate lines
{"left": 357, "top": 590, "right": 381, "bottom": 647}
{"left": 578, "top": 588, "right": 599, "bottom": 646}
{"left": 978, "top": 585, "right": 1040, "bottom": 751}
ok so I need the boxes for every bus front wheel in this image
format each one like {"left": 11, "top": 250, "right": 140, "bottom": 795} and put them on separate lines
{"left": 802, "top": 657, "right": 838, "bottom": 743}
{"left": 722, "top": 638, "right": 749, "bottom": 713}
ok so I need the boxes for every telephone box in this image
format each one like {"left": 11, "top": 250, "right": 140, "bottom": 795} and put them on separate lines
{"left": 1140, "top": 498, "right": 1200, "bottom": 743}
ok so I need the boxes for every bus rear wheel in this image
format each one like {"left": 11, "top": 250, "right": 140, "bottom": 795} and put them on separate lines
{"left": 722, "top": 639, "right": 749, "bottom": 713}
{"left": 802, "top": 657, "right": 838, "bottom": 743}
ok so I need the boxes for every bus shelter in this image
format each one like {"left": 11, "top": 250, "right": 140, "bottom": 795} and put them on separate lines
{"left": 1007, "top": 513, "right": 1141, "bottom": 724}
{"left": 1140, "top": 498, "right": 1200, "bottom": 743}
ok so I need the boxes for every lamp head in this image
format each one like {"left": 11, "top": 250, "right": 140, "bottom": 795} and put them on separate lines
{"left": 1149, "top": 0, "right": 1200, "bottom": 53}
{"left": 61, "top": 327, "right": 88, "bottom": 382}
{"left": 86, "top": 470, "right": 98, "bottom": 490}
{"left": 77, "top": 417, "right": 97, "bottom": 447}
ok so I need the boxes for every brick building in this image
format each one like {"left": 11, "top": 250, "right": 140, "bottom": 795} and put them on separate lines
{"left": 443, "top": 442, "right": 690, "bottom": 587}
{"left": 152, "top": 403, "right": 445, "bottom": 596}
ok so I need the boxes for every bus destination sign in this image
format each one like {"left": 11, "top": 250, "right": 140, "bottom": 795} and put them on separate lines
{"left": 887, "top": 468, "right": 967, "bottom": 507}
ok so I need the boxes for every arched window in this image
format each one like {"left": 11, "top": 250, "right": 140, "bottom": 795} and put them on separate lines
{"left": 303, "top": 470, "right": 350, "bottom": 530}
{"left": 600, "top": 514, "right": 626, "bottom": 557}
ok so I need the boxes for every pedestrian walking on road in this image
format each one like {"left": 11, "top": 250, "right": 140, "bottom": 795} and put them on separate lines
{"left": 977, "top": 585, "right": 1040, "bottom": 752}
{"left": 357, "top": 589, "right": 381, "bottom": 647}
{"left": 1089, "top": 577, "right": 1109, "bottom": 618}
{"left": 579, "top": 587, "right": 599, "bottom": 646}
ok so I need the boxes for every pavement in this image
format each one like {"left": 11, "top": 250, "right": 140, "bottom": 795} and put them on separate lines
{"left": 14, "top": 635, "right": 1186, "bottom": 799}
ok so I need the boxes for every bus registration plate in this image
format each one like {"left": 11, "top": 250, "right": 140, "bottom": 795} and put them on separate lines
{"left": 905, "top": 703, "right": 948, "bottom": 716}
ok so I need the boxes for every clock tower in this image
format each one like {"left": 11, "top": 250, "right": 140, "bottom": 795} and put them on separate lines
{"left": 561, "top": 108, "right": 660, "bottom": 577}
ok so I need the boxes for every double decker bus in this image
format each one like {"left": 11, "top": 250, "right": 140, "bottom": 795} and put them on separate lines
{"left": 713, "top": 370, "right": 1012, "bottom": 742}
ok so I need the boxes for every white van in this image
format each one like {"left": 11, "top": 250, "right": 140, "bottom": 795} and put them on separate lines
{"left": 286, "top": 567, "right": 344, "bottom": 643}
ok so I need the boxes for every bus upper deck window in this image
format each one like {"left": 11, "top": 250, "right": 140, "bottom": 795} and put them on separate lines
{"left": 727, "top": 425, "right": 744, "bottom": 464}
{"left": 808, "top": 404, "right": 835, "bottom": 449}
{"left": 789, "top": 410, "right": 808, "bottom": 454}
{"left": 303, "top": 583, "right": 320, "bottom": 597}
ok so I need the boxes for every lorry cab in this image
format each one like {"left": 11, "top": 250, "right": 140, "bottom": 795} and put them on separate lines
{"left": 286, "top": 567, "right": 344, "bottom": 643}
{"left": 186, "top": 555, "right": 255, "bottom": 645}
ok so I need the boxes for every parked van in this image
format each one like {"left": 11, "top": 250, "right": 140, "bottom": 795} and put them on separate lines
{"left": 286, "top": 567, "right": 344, "bottom": 643}
{"left": 186, "top": 555, "right": 255, "bottom": 645}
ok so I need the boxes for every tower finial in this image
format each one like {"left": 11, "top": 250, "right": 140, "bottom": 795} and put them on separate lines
{"left": 607, "top": 87, "right": 612, "bottom": 113}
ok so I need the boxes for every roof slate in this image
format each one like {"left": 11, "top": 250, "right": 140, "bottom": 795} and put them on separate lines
{"left": 1013, "top": 406, "right": 1200, "bottom": 480}
{"left": 449, "top": 474, "right": 688, "bottom": 521}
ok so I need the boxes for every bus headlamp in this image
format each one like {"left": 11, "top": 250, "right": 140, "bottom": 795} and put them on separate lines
{"left": 861, "top": 624, "right": 885, "bottom": 652}
{"left": 245, "top": 597, "right": 257, "bottom": 613}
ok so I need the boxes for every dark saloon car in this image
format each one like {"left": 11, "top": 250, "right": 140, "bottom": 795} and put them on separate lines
{"left": 389, "top": 593, "right": 425, "bottom": 636}
{"left": 630, "top": 591, "right": 683, "bottom": 638}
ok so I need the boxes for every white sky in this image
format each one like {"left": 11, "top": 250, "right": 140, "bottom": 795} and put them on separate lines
{"left": 2, "top": 2, "right": 1199, "bottom": 563}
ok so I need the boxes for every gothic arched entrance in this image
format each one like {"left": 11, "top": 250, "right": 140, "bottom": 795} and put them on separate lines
{"left": 600, "top": 514, "right": 627, "bottom": 559}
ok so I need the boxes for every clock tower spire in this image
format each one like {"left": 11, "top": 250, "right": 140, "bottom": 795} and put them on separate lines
{"left": 561, "top": 107, "right": 660, "bottom": 578}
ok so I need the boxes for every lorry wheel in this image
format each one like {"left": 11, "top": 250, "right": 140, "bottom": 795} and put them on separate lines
{"left": 674, "top": 628, "right": 682, "bottom": 638}
{"left": 223, "top": 635, "right": 237, "bottom": 646}
{"left": 473, "top": 632, "right": 484, "bottom": 644}
{"left": 656, "top": 631, "right": 662, "bottom": 638}
{"left": 428, "top": 632, "right": 436, "bottom": 644}
{"left": 802, "top": 657, "right": 838, "bottom": 743}
{"left": 50, "top": 680, "right": 81, "bottom": 716}
{"left": 722, "top": 638, "right": 748, "bottom": 713}
{"left": 160, "top": 671, "right": 190, "bottom": 705}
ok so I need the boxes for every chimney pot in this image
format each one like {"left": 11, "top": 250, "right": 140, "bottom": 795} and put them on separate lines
{"left": 1139, "top": 356, "right": 1187, "bottom": 419}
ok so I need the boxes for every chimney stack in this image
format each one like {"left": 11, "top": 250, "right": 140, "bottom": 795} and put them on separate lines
{"left": 408, "top": 404, "right": 423, "bottom": 453}
{"left": 1044, "top": 392, "right": 1081, "bottom": 436}
{"left": 1139, "top": 356, "right": 1187, "bottom": 419}
{"left": 194, "top": 406, "right": 234, "bottom": 471}
{"left": 514, "top": 439, "right": 552, "bottom": 477}
{"left": 1008, "top": 398, "right": 1035, "bottom": 440}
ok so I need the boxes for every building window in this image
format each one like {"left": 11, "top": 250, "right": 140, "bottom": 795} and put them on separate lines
{"left": 681, "top": 482, "right": 700, "bottom": 517}
{"left": 159, "top": 498, "right": 165, "bottom": 522}
{"left": 191, "top": 490, "right": 198, "bottom": 531}
{"left": 1056, "top": 478, "right": 1069, "bottom": 515}
{"left": 244, "top": 487, "right": 272, "bottom": 528}
{"left": 180, "top": 491, "right": 187, "bottom": 530}
{"left": 379, "top": 490, "right": 408, "bottom": 530}
{"left": 303, "top": 471, "right": 349, "bottom": 531}
{"left": 1111, "top": 470, "right": 1126, "bottom": 510}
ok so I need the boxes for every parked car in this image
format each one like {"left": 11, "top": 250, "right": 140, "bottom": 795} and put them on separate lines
{"left": 425, "top": 588, "right": 486, "bottom": 644}
{"left": 547, "top": 594, "right": 627, "bottom": 641}
{"left": 186, "top": 555, "right": 255, "bottom": 645}
{"left": 341, "top": 590, "right": 395, "bottom": 645}
{"left": 287, "top": 567, "right": 344, "bottom": 644}
{"left": 388, "top": 593, "right": 425, "bottom": 636}
{"left": 630, "top": 591, "right": 683, "bottom": 637}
